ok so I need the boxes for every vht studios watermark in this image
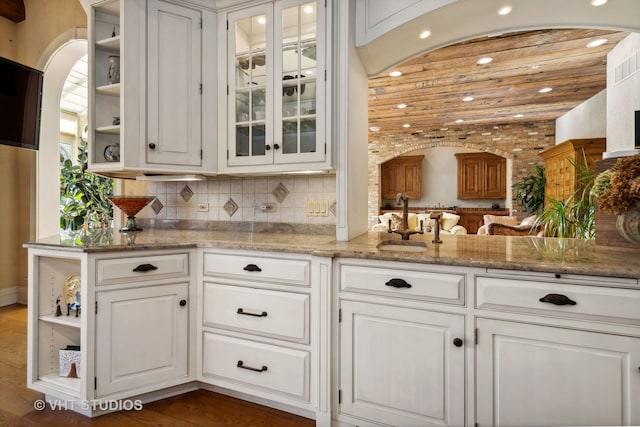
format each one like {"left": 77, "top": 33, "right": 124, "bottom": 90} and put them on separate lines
{"left": 33, "top": 398, "right": 143, "bottom": 412}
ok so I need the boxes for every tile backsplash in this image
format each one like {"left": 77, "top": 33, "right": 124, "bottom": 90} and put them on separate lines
{"left": 139, "top": 175, "right": 336, "bottom": 226}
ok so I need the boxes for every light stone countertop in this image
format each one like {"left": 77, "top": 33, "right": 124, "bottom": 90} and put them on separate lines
{"left": 24, "top": 228, "right": 640, "bottom": 280}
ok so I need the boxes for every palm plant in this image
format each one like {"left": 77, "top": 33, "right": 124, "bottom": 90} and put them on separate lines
{"left": 535, "top": 151, "right": 595, "bottom": 239}
{"left": 60, "top": 138, "right": 114, "bottom": 230}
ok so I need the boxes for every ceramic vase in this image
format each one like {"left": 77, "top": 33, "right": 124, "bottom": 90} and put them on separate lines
{"left": 616, "top": 203, "right": 640, "bottom": 243}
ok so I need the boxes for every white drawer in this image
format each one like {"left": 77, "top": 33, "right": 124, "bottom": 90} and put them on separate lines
{"left": 203, "top": 283, "right": 309, "bottom": 343}
{"left": 476, "top": 276, "right": 640, "bottom": 322}
{"left": 202, "top": 252, "right": 310, "bottom": 286}
{"left": 96, "top": 253, "right": 189, "bottom": 285}
{"left": 202, "top": 333, "right": 309, "bottom": 401}
{"left": 339, "top": 263, "right": 465, "bottom": 304}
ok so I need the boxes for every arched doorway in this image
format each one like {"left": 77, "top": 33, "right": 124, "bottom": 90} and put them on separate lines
{"left": 36, "top": 31, "right": 87, "bottom": 239}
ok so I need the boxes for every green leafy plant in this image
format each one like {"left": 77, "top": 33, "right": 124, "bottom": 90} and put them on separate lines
{"left": 60, "top": 138, "right": 114, "bottom": 230}
{"left": 535, "top": 152, "right": 595, "bottom": 239}
{"left": 512, "top": 163, "right": 546, "bottom": 215}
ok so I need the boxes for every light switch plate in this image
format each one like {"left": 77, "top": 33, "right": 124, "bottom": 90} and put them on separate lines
{"left": 197, "top": 203, "right": 209, "bottom": 212}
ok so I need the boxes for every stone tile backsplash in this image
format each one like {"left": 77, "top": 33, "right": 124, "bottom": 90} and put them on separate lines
{"left": 140, "top": 175, "right": 336, "bottom": 226}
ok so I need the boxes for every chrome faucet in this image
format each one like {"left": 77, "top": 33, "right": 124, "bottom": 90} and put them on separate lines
{"left": 388, "top": 193, "right": 424, "bottom": 240}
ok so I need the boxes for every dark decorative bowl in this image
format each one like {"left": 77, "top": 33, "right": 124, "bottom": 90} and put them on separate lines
{"left": 108, "top": 196, "right": 155, "bottom": 232}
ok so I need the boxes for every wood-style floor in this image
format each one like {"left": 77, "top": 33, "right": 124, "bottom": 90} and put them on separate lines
{"left": 0, "top": 304, "right": 315, "bottom": 426}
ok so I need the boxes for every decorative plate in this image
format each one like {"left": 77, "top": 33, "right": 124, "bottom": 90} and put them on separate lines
{"left": 63, "top": 274, "right": 81, "bottom": 310}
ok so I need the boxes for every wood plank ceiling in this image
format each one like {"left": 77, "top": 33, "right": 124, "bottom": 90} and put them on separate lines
{"left": 367, "top": 29, "right": 629, "bottom": 135}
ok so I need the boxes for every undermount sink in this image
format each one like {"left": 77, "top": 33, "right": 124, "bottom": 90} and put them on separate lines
{"left": 377, "top": 240, "right": 427, "bottom": 252}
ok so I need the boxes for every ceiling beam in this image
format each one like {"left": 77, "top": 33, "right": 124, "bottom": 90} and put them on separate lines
{"left": 0, "top": 0, "right": 25, "bottom": 23}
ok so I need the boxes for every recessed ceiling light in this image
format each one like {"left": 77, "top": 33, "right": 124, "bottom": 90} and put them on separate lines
{"left": 512, "top": 148, "right": 523, "bottom": 152}
{"left": 257, "top": 16, "right": 266, "bottom": 24}
{"left": 531, "top": 64, "right": 540, "bottom": 69}
{"left": 403, "top": 123, "right": 411, "bottom": 128}
{"left": 590, "top": 0, "right": 608, "bottom": 6}
{"left": 587, "top": 38, "right": 608, "bottom": 48}
{"left": 389, "top": 70, "right": 402, "bottom": 77}
{"left": 419, "top": 30, "right": 431, "bottom": 39}
{"left": 369, "top": 126, "right": 380, "bottom": 132}
{"left": 538, "top": 87, "right": 553, "bottom": 93}
{"left": 514, "top": 114, "right": 524, "bottom": 118}
{"left": 477, "top": 57, "right": 493, "bottom": 65}
{"left": 462, "top": 96, "right": 475, "bottom": 102}
{"left": 455, "top": 119, "right": 465, "bottom": 123}
{"left": 397, "top": 103, "right": 407, "bottom": 109}
{"left": 303, "top": 5, "right": 314, "bottom": 13}
{"left": 498, "top": 5, "right": 512, "bottom": 15}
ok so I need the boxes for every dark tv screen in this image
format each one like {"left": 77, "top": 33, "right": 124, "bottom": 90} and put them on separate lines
{"left": 0, "top": 57, "right": 43, "bottom": 150}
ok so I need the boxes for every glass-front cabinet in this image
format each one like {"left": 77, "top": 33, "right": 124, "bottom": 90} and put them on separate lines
{"left": 223, "top": 0, "right": 329, "bottom": 172}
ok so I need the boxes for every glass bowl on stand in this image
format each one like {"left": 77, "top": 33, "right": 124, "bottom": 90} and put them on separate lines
{"left": 108, "top": 196, "right": 155, "bottom": 233}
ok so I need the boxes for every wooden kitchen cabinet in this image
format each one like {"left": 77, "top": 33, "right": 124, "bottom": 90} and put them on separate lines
{"left": 335, "top": 259, "right": 466, "bottom": 427}
{"left": 455, "top": 152, "right": 506, "bottom": 199}
{"left": 220, "top": 0, "right": 332, "bottom": 174}
{"left": 539, "top": 138, "right": 605, "bottom": 204}
{"left": 380, "top": 155, "right": 423, "bottom": 199}
{"left": 457, "top": 207, "right": 510, "bottom": 234}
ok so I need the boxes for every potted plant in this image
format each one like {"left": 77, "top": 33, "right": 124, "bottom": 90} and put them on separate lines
{"left": 60, "top": 138, "right": 114, "bottom": 231}
{"left": 512, "top": 163, "right": 546, "bottom": 215}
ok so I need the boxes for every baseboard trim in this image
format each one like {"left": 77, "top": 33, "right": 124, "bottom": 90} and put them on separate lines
{"left": 0, "top": 287, "right": 18, "bottom": 307}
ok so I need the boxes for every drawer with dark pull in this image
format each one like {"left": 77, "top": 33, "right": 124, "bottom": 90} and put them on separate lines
{"left": 96, "top": 253, "right": 189, "bottom": 285}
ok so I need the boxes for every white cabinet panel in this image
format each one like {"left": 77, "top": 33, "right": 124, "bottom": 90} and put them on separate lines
{"left": 339, "top": 300, "right": 465, "bottom": 427}
{"left": 476, "top": 318, "right": 640, "bottom": 426}
{"left": 202, "top": 282, "right": 309, "bottom": 343}
{"left": 96, "top": 252, "right": 190, "bottom": 285}
{"left": 95, "top": 282, "right": 189, "bottom": 396}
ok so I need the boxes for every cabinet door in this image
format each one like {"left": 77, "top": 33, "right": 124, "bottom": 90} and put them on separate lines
{"left": 381, "top": 160, "right": 403, "bottom": 199}
{"left": 147, "top": 0, "right": 202, "bottom": 166}
{"left": 339, "top": 301, "right": 465, "bottom": 427}
{"left": 457, "top": 156, "right": 483, "bottom": 199}
{"left": 476, "top": 318, "right": 640, "bottom": 426}
{"left": 274, "top": 0, "right": 325, "bottom": 164}
{"left": 403, "top": 157, "right": 422, "bottom": 198}
{"left": 227, "top": 4, "right": 273, "bottom": 166}
{"left": 95, "top": 282, "right": 189, "bottom": 396}
{"left": 483, "top": 155, "right": 506, "bottom": 198}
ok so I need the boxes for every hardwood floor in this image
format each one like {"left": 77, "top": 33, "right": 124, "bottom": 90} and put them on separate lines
{"left": 0, "top": 304, "right": 315, "bottom": 426}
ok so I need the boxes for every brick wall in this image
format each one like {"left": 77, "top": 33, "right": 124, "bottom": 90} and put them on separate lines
{"left": 368, "top": 121, "right": 556, "bottom": 228}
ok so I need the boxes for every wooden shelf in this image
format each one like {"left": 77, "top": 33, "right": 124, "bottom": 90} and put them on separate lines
{"left": 96, "top": 35, "right": 120, "bottom": 52}
{"left": 39, "top": 314, "right": 81, "bottom": 329}
{"left": 96, "top": 83, "right": 120, "bottom": 97}
{"left": 96, "top": 125, "right": 120, "bottom": 135}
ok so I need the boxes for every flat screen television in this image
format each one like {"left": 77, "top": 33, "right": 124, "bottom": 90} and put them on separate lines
{"left": 0, "top": 57, "right": 43, "bottom": 150}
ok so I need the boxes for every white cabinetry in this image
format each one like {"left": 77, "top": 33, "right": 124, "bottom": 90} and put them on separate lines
{"left": 219, "top": 0, "right": 331, "bottom": 173}
{"left": 27, "top": 247, "right": 195, "bottom": 415}
{"left": 88, "top": 0, "right": 216, "bottom": 178}
{"left": 198, "top": 249, "right": 319, "bottom": 413}
{"left": 475, "top": 271, "right": 640, "bottom": 426}
{"left": 335, "top": 258, "right": 466, "bottom": 427}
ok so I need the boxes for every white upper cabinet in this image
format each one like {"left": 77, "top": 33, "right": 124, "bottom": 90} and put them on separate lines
{"left": 88, "top": 0, "right": 216, "bottom": 178}
{"left": 220, "top": 0, "right": 331, "bottom": 173}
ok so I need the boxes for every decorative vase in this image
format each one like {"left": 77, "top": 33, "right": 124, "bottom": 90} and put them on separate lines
{"left": 107, "top": 55, "right": 120, "bottom": 85}
{"left": 616, "top": 204, "right": 640, "bottom": 243}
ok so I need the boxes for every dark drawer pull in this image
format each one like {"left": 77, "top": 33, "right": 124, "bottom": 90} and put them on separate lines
{"left": 237, "top": 308, "right": 268, "bottom": 317}
{"left": 237, "top": 360, "right": 268, "bottom": 372}
{"left": 453, "top": 337, "right": 463, "bottom": 347}
{"left": 385, "top": 278, "right": 412, "bottom": 289}
{"left": 133, "top": 263, "right": 158, "bottom": 272}
{"left": 179, "top": 299, "right": 187, "bottom": 307}
{"left": 243, "top": 264, "right": 262, "bottom": 272}
{"left": 539, "top": 293, "right": 576, "bottom": 306}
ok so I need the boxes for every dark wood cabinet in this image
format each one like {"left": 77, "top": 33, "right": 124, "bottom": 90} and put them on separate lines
{"left": 457, "top": 208, "right": 510, "bottom": 234}
{"left": 455, "top": 153, "right": 506, "bottom": 200}
{"left": 380, "top": 155, "right": 424, "bottom": 199}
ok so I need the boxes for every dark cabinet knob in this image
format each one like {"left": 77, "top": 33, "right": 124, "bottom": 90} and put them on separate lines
{"left": 453, "top": 338, "right": 463, "bottom": 347}
{"left": 179, "top": 299, "right": 187, "bottom": 307}
{"left": 265, "top": 144, "right": 271, "bottom": 151}
{"left": 148, "top": 142, "right": 156, "bottom": 149}
{"left": 274, "top": 143, "right": 280, "bottom": 150}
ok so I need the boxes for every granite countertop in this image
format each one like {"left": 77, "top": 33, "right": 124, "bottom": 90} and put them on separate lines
{"left": 24, "top": 229, "right": 640, "bottom": 280}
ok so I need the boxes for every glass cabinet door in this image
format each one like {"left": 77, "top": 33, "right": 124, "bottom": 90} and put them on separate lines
{"left": 275, "top": 1, "right": 324, "bottom": 163}
{"left": 229, "top": 7, "right": 272, "bottom": 164}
